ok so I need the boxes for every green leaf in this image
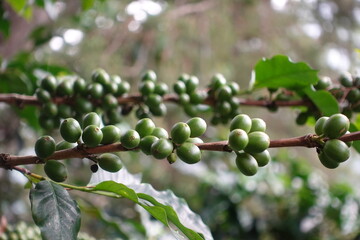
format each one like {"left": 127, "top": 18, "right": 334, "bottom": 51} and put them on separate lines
{"left": 138, "top": 193, "right": 205, "bottom": 240}
{"left": 253, "top": 55, "right": 319, "bottom": 90}
{"left": 138, "top": 204, "right": 168, "bottom": 226}
{"left": 82, "top": 0, "right": 95, "bottom": 10}
{"left": 5, "top": 0, "right": 27, "bottom": 13}
{"left": 303, "top": 88, "right": 339, "bottom": 116}
{"left": 30, "top": 181, "right": 81, "bottom": 240}
{"left": 92, "top": 181, "right": 139, "bottom": 203}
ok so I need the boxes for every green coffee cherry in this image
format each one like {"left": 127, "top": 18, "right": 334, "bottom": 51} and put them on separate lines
{"left": 228, "top": 82, "right": 240, "bottom": 95}
{"left": 171, "top": 122, "right": 191, "bottom": 144}
{"left": 185, "top": 76, "right": 199, "bottom": 93}
{"left": 230, "top": 114, "right": 252, "bottom": 132}
{"left": 38, "top": 115, "right": 60, "bottom": 130}
{"left": 56, "top": 80, "right": 73, "bottom": 97}
{"left": 176, "top": 142, "right": 201, "bottom": 164}
{"left": 74, "top": 97, "right": 93, "bottom": 114}
{"left": 74, "top": 77, "right": 87, "bottom": 94}
{"left": 186, "top": 117, "right": 207, "bottom": 137}
{"left": 228, "top": 129, "right": 249, "bottom": 151}
{"left": 142, "top": 70, "right": 157, "bottom": 82}
{"left": 42, "top": 102, "right": 58, "bottom": 117}
{"left": 151, "top": 138, "right": 173, "bottom": 159}
{"left": 145, "top": 94, "right": 162, "bottom": 107}
{"left": 216, "top": 85, "right": 232, "bottom": 101}
{"left": 101, "top": 125, "right": 121, "bottom": 144}
{"left": 211, "top": 73, "right": 227, "bottom": 90}
{"left": 35, "top": 88, "right": 51, "bottom": 103}
{"left": 103, "top": 94, "right": 118, "bottom": 110}
{"left": 346, "top": 88, "right": 360, "bottom": 103}
{"left": 323, "top": 113, "right": 349, "bottom": 139}
{"left": 315, "top": 116, "right": 329, "bottom": 135}
{"left": 251, "top": 150, "right": 271, "bottom": 167}
{"left": 135, "top": 118, "right": 156, "bottom": 138}
{"left": 60, "top": 118, "right": 82, "bottom": 143}
{"left": 151, "top": 127, "right": 169, "bottom": 139}
{"left": 87, "top": 83, "right": 104, "bottom": 99}
{"left": 82, "top": 125, "right": 103, "bottom": 147}
{"left": 116, "top": 81, "right": 131, "bottom": 96}
{"left": 244, "top": 131, "right": 270, "bottom": 153}
{"left": 121, "top": 129, "right": 140, "bottom": 149}
{"left": 44, "top": 160, "right": 68, "bottom": 182}
{"left": 179, "top": 93, "right": 190, "bottom": 105}
{"left": 178, "top": 73, "right": 190, "bottom": 82}
{"left": 154, "top": 82, "right": 169, "bottom": 96}
{"left": 35, "top": 136, "right": 56, "bottom": 159}
{"left": 314, "top": 76, "right": 332, "bottom": 90}
{"left": 149, "top": 103, "right": 167, "bottom": 116}
{"left": 82, "top": 112, "right": 101, "bottom": 129}
{"left": 323, "top": 139, "right": 350, "bottom": 163}
{"left": 56, "top": 140, "right": 76, "bottom": 151}
{"left": 186, "top": 137, "right": 204, "bottom": 144}
{"left": 174, "top": 81, "right": 187, "bottom": 94}
{"left": 250, "top": 118, "right": 266, "bottom": 132}
{"left": 140, "top": 135, "right": 159, "bottom": 155}
{"left": 235, "top": 152, "right": 258, "bottom": 176}
{"left": 139, "top": 80, "right": 155, "bottom": 95}
{"left": 40, "top": 75, "right": 57, "bottom": 94}
{"left": 98, "top": 153, "right": 122, "bottom": 172}
{"left": 189, "top": 91, "right": 207, "bottom": 104}
{"left": 339, "top": 72, "right": 353, "bottom": 87}
{"left": 318, "top": 151, "right": 339, "bottom": 169}
{"left": 167, "top": 152, "right": 177, "bottom": 164}
{"left": 57, "top": 104, "right": 73, "bottom": 118}
{"left": 295, "top": 111, "right": 309, "bottom": 125}
{"left": 92, "top": 68, "right": 110, "bottom": 85}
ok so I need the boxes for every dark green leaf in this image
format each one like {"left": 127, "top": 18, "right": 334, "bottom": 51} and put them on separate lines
{"left": 16, "top": 106, "right": 41, "bottom": 132}
{"left": 30, "top": 181, "right": 81, "bottom": 240}
{"left": 349, "top": 124, "right": 360, "bottom": 153}
{"left": 92, "top": 181, "right": 139, "bottom": 203}
{"left": 0, "top": 17, "right": 10, "bottom": 38}
{"left": 303, "top": 88, "right": 339, "bottom": 116}
{"left": 253, "top": 55, "right": 319, "bottom": 90}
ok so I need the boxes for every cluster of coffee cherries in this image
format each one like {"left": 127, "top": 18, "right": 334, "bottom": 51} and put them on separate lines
{"left": 314, "top": 113, "right": 351, "bottom": 169}
{"left": 227, "top": 114, "right": 271, "bottom": 176}
{"left": 34, "top": 110, "right": 209, "bottom": 181}
{"left": 136, "top": 116, "right": 207, "bottom": 164}
{"left": 136, "top": 70, "right": 169, "bottom": 118}
{"left": 208, "top": 73, "right": 241, "bottom": 124}
{"left": 35, "top": 68, "right": 131, "bottom": 130}
{"left": 172, "top": 73, "right": 207, "bottom": 117}
{"left": 35, "top": 112, "right": 123, "bottom": 182}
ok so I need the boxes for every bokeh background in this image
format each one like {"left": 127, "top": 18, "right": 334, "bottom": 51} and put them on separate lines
{"left": 1, "top": 0, "right": 360, "bottom": 239}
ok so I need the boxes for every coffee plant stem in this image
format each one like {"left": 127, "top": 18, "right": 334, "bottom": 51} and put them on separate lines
{"left": 0, "top": 93, "right": 313, "bottom": 108}
{"left": 2, "top": 132, "right": 360, "bottom": 169}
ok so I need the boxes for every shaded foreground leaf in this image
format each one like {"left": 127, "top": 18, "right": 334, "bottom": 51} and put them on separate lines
{"left": 30, "top": 181, "right": 81, "bottom": 240}
{"left": 303, "top": 88, "right": 339, "bottom": 116}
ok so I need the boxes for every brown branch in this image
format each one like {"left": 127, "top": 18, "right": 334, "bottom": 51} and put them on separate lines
{"left": 0, "top": 93, "right": 312, "bottom": 108}
{"left": 1, "top": 132, "right": 360, "bottom": 169}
